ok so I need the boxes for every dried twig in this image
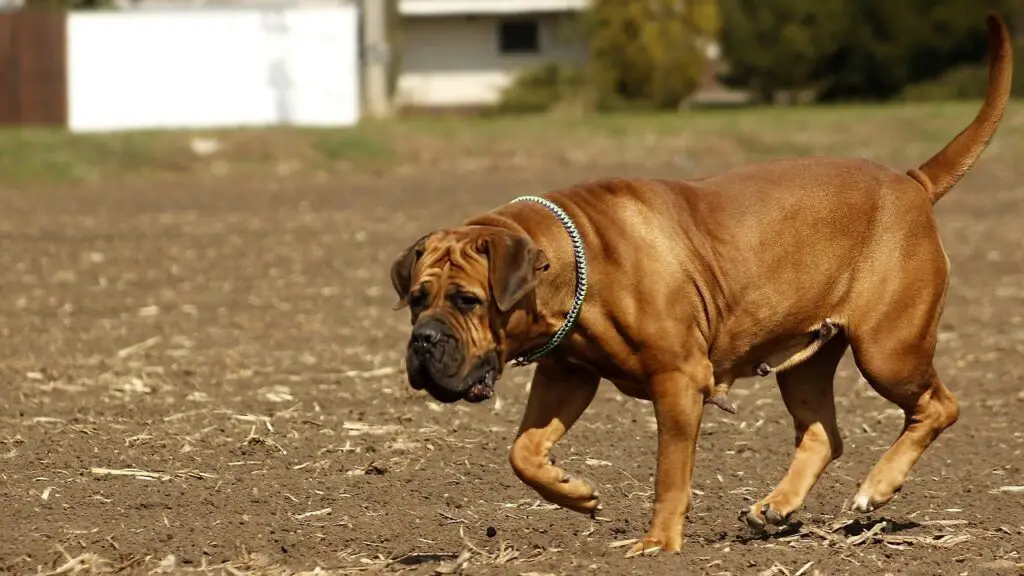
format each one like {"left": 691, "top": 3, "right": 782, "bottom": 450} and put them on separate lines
{"left": 293, "top": 507, "right": 332, "bottom": 520}
{"left": 38, "top": 553, "right": 108, "bottom": 576}
{"left": 90, "top": 467, "right": 170, "bottom": 481}
{"left": 918, "top": 519, "right": 969, "bottom": 527}
{"left": 115, "top": 336, "right": 162, "bottom": 359}
{"left": 433, "top": 550, "right": 471, "bottom": 574}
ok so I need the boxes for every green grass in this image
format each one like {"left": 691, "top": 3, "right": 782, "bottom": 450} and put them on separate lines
{"left": 0, "top": 100, "right": 1019, "bottom": 186}
{"left": 309, "top": 129, "right": 395, "bottom": 163}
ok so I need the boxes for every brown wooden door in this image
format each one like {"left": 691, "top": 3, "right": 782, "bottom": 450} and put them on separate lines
{"left": 0, "top": 13, "right": 15, "bottom": 124}
{"left": 0, "top": 10, "right": 67, "bottom": 127}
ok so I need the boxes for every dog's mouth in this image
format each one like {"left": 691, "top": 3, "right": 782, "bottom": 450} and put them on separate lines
{"left": 407, "top": 351, "right": 500, "bottom": 404}
{"left": 464, "top": 369, "right": 497, "bottom": 403}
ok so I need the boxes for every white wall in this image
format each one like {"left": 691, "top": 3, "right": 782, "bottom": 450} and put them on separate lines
{"left": 400, "top": 0, "right": 589, "bottom": 16}
{"left": 396, "top": 13, "right": 586, "bottom": 108}
{"left": 67, "top": 6, "right": 360, "bottom": 133}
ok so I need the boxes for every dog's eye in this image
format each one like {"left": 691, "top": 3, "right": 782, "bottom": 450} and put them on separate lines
{"left": 409, "top": 290, "right": 427, "bottom": 310}
{"left": 452, "top": 293, "right": 482, "bottom": 312}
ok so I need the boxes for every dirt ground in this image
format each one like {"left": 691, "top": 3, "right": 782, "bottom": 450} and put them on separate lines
{"left": 1, "top": 156, "right": 1023, "bottom": 576}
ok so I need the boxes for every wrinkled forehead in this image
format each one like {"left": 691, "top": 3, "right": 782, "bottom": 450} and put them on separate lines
{"left": 417, "top": 230, "right": 488, "bottom": 285}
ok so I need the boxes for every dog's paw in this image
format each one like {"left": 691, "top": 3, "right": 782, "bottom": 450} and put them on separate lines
{"left": 626, "top": 533, "right": 681, "bottom": 558}
{"left": 560, "top": 495, "right": 601, "bottom": 516}
{"left": 549, "top": 473, "right": 602, "bottom": 516}
{"left": 559, "top": 471, "right": 598, "bottom": 495}
{"left": 850, "top": 491, "right": 896, "bottom": 514}
{"left": 850, "top": 481, "right": 902, "bottom": 513}
{"left": 740, "top": 502, "right": 792, "bottom": 531}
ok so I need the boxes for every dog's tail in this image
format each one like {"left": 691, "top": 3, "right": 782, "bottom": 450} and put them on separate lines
{"left": 909, "top": 13, "right": 1013, "bottom": 204}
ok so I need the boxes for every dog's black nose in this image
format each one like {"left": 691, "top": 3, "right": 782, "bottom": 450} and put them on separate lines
{"left": 411, "top": 325, "right": 442, "bottom": 351}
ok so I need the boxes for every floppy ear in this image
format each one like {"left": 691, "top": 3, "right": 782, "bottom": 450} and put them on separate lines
{"left": 486, "top": 232, "right": 550, "bottom": 312}
{"left": 389, "top": 233, "right": 430, "bottom": 310}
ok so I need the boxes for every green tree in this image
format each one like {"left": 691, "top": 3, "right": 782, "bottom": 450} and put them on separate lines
{"left": 817, "top": 0, "right": 1015, "bottom": 101}
{"left": 718, "top": 0, "right": 844, "bottom": 103}
{"left": 719, "top": 0, "right": 1018, "bottom": 103}
{"left": 585, "top": 0, "right": 721, "bottom": 109}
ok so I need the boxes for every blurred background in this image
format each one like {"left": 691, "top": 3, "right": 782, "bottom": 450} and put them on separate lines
{"left": 1, "top": 0, "right": 1022, "bottom": 155}
{"left": 1, "top": 0, "right": 1022, "bottom": 184}
{"left": 2, "top": 2, "right": 1023, "bottom": 576}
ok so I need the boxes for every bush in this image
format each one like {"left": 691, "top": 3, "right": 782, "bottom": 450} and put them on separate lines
{"left": 496, "top": 63, "right": 589, "bottom": 114}
{"left": 496, "top": 0, "right": 721, "bottom": 113}
{"left": 719, "top": 0, "right": 1019, "bottom": 103}
{"left": 718, "top": 0, "right": 844, "bottom": 103}
{"left": 585, "top": 0, "right": 721, "bottom": 110}
{"left": 1013, "top": 38, "right": 1024, "bottom": 98}
{"left": 900, "top": 64, "right": 991, "bottom": 101}
{"left": 902, "top": 36, "right": 1024, "bottom": 102}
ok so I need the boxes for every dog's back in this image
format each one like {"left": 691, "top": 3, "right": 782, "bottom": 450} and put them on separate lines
{"left": 668, "top": 13, "right": 1013, "bottom": 347}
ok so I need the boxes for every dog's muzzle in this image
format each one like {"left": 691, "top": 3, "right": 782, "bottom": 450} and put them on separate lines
{"left": 405, "top": 318, "right": 499, "bottom": 403}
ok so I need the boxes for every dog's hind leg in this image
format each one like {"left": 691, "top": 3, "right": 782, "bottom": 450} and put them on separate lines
{"left": 848, "top": 356, "right": 959, "bottom": 513}
{"left": 847, "top": 260, "right": 959, "bottom": 513}
{"left": 509, "top": 360, "right": 601, "bottom": 515}
{"left": 742, "top": 334, "right": 848, "bottom": 530}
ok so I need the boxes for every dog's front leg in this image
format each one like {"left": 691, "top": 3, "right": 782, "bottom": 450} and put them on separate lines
{"left": 509, "top": 360, "right": 600, "bottom": 514}
{"left": 629, "top": 364, "right": 709, "bottom": 556}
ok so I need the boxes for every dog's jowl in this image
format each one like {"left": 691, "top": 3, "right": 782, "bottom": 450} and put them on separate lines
{"left": 389, "top": 14, "right": 1013, "bottom": 556}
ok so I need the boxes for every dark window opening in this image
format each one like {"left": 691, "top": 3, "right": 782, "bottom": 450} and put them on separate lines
{"left": 498, "top": 19, "right": 539, "bottom": 54}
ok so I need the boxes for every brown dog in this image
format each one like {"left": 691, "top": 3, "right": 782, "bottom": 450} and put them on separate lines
{"left": 389, "top": 14, "right": 1012, "bottom": 556}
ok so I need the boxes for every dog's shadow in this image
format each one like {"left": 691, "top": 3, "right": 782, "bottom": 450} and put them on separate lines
{"left": 731, "top": 517, "right": 921, "bottom": 545}
{"left": 392, "top": 552, "right": 460, "bottom": 566}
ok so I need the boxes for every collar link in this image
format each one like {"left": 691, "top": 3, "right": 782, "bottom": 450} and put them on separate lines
{"left": 507, "top": 195, "right": 588, "bottom": 366}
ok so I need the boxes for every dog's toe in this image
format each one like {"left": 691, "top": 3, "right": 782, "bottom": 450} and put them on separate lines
{"left": 851, "top": 494, "right": 872, "bottom": 513}
{"left": 741, "top": 502, "right": 792, "bottom": 531}
{"left": 764, "top": 505, "right": 787, "bottom": 526}
{"left": 626, "top": 532, "right": 681, "bottom": 557}
{"left": 561, "top": 497, "right": 600, "bottom": 516}
{"left": 851, "top": 483, "right": 901, "bottom": 514}
{"left": 741, "top": 506, "right": 766, "bottom": 531}
{"left": 559, "top": 476, "right": 601, "bottom": 515}
{"left": 851, "top": 493, "right": 885, "bottom": 513}
{"left": 581, "top": 475, "right": 601, "bottom": 499}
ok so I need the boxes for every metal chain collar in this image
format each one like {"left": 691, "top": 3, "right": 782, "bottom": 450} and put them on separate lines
{"left": 508, "top": 195, "right": 588, "bottom": 367}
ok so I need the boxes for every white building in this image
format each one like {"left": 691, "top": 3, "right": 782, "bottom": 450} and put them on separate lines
{"left": 61, "top": 0, "right": 361, "bottom": 132}
{"left": 395, "top": 0, "right": 589, "bottom": 110}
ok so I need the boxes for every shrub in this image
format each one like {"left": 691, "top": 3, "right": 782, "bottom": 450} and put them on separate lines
{"left": 900, "top": 64, "right": 991, "bottom": 101}
{"left": 496, "top": 63, "right": 589, "bottom": 114}
{"left": 718, "top": 0, "right": 843, "bottom": 103}
{"left": 585, "top": 0, "right": 721, "bottom": 110}
{"left": 719, "top": 0, "right": 1019, "bottom": 103}
{"left": 497, "top": 0, "right": 721, "bottom": 113}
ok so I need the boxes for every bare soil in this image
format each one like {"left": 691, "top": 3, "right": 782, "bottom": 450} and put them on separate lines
{"left": 1, "top": 159, "right": 1022, "bottom": 576}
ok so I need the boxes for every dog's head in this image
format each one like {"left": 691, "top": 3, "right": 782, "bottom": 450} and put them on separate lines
{"left": 389, "top": 226, "right": 550, "bottom": 404}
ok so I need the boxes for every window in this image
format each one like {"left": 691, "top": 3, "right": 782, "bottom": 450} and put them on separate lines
{"left": 498, "top": 19, "right": 540, "bottom": 54}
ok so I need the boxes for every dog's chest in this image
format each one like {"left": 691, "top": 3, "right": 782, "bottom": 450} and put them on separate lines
{"left": 562, "top": 354, "right": 652, "bottom": 399}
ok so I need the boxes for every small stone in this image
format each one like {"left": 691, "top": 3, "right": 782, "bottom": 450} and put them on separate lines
{"left": 486, "top": 526, "right": 497, "bottom": 538}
